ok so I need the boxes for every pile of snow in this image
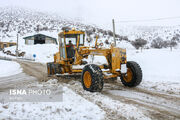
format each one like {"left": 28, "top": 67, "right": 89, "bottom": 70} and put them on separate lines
{"left": 116, "top": 40, "right": 135, "bottom": 50}
{"left": 4, "top": 44, "right": 59, "bottom": 63}
{"left": 0, "top": 79, "right": 105, "bottom": 120}
{"left": 0, "top": 60, "right": 22, "bottom": 77}
{"left": 127, "top": 48, "right": 180, "bottom": 94}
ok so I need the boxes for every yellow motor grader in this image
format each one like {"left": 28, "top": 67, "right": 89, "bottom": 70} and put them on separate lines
{"left": 47, "top": 28, "right": 142, "bottom": 92}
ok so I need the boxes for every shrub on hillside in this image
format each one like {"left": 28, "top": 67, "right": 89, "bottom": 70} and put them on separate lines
{"left": 131, "top": 38, "right": 147, "bottom": 49}
{"left": 92, "top": 28, "right": 96, "bottom": 32}
{"left": 107, "top": 30, "right": 113, "bottom": 37}
{"left": 170, "top": 40, "right": 177, "bottom": 47}
{"left": 86, "top": 37, "right": 93, "bottom": 43}
{"left": 172, "top": 34, "right": 180, "bottom": 42}
{"left": 151, "top": 37, "right": 178, "bottom": 49}
{"left": 119, "top": 36, "right": 128, "bottom": 41}
{"left": 105, "top": 39, "right": 109, "bottom": 44}
{"left": 151, "top": 37, "right": 164, "bottom": 49}
{"left": 86, "top": 29, "right": 93, "bottom": 36}
{"left": 61, "top": 26, "right": 71, "bottom": 31}
{"left": 103, "top": 31, "right": 108, "bottom": 36}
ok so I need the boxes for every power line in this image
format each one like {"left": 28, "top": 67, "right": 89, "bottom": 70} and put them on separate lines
{"left": 115, "top": 16, "right": 180, "bottom": 23}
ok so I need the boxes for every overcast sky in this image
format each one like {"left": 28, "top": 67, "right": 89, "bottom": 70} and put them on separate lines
{"left": 0, "top": 0, "right": 180, "bottom": 27}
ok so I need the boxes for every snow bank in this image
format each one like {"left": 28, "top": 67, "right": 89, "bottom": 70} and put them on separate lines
{"left": 5, "top": 44, "right": 59, "bottom": 63}
{"left": 0, "top": 79, "right": 105, "bottom": 120}
{"left": 116, "top": 40, "right": 135, "bottom": 50}
{"left": 0, "top": 60, "right": 22, "bottom": 77}
{"left": 127, "top": 49, "right": 180, "bottom": 94}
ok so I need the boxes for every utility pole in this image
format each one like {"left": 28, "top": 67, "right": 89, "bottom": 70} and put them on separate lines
{"left": 112, "top": 19, "right": 116, "bottom": 46}
{"left": 16, "top": 33, "right": 19, "bottom": 57}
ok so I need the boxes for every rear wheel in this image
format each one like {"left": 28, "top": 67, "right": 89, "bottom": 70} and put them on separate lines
{"left": 81, "top": 64, "right": 104, "bottom": 92}
{"left": 120, "top": 61, "right": 142, "bottom": 87}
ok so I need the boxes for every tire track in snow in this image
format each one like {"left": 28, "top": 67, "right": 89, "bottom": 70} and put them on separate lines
{"left": 108, "top": 81, "right": 180, "bottom": 101}
{"left": 0, "top": 72, "right": 37, "bottom": 92}
{"left": 102, "top": 83, "right": 180, "bottom": 120}
{"left": 57, "top": 77, "right": 180, "bottom": 120}
{"left": 17, "top": 61, "right": 47, "bottom": 81}
{"left": 63, "top": 80, "right": 151, "bottom": 120}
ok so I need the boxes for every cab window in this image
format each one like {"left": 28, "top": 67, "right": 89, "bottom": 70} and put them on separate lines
{"left": 65, "top": 34, "right": 77, "bottom": 45}
{"left": 65, "top": 34, "right": 84, "bottom": 46}
{"left": 79, "top": 34, "right": 84, "bottom": 45}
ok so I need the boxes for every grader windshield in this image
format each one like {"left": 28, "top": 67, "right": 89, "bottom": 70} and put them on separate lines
{"left": 58, "top": 30, "right": 85, "bottom": 59}
{"left": 64, "top": 34, "right": 84, "bottom": 46}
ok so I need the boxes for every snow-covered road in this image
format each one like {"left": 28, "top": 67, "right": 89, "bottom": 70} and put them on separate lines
{"left": 0, "top": 60, "right": 37, "bottom": 91}
{"left": 64, "top": 79, "right": 180, "bottom": 120}
{"left": 0, "top": 60, "right": 22, "bottom": 77}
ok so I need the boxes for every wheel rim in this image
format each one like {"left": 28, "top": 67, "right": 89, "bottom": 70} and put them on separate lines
{"left": 123, "top": 68, "right": 133, "bottom": 82}
{"left": 83, "top": 71, "right": 92, "bottom": 88}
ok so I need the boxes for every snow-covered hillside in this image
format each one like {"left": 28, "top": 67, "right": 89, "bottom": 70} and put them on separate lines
{"left": 118, "top": 25, "right": 180, "bottom": 46}
{"left": 0, "top": 7, "right": 115, "bottom": 44}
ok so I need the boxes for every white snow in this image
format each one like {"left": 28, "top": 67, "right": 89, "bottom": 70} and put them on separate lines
{"left": 0, "top": 60, "right": 22, "bottom": 77}
{"left": 127, "top": 48, "right": 180, "bottom": 94}
{"left": 4, "top": 44, "right": 59, "bottom": 63}
{"left": 116, "top": 40, "right": 136, "bottom": 50}
{"left": 83, "top": 55, "right": 108, "bottom": 65}
{"left": 0, "top": 79, "right": 105, "bottom": 120}
{"left": 107, "top": 89, "right": 180, "bottom": 112}
{"left": 66, "top": 81, "right": 151, "bottom": 120}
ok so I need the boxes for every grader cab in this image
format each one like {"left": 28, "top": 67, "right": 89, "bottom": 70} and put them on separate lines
{"left": 47, "top": 28, "right": 142, "bottom": 92}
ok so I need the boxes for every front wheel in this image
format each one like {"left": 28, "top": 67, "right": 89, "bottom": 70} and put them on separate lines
{"left": 120, "top": 61, "right": 142, "bottom": 87}
{"left": 81, "top": 64, "right": 104, "bottom": 92}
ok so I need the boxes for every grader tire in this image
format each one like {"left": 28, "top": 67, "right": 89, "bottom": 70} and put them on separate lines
{"left": 120, "top": 61, "right": 142, "bottom": 87}
{"left": 81, "top": 64, "right": 104, "bottom": 92}
{"left": 47, "top": 62, "right": 55, "bottom": 76}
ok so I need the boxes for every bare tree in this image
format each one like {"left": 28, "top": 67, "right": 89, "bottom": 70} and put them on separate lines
{"left": 151, "top": 37, "right": 164, "bottom": 49}
{"left": 170, "top": 37, "right": 178, "bottom": 51}
{"left": 131, "top": 38, "right": 147, "bottom": 51}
